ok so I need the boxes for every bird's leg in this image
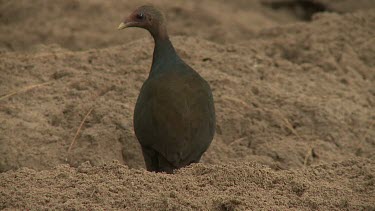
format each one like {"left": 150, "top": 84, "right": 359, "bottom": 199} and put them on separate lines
{"left": 141, "top": 146, "right": 159, "bottom": 172}
{"left": 157, "top": 154, "right": 177, "bottom": 174}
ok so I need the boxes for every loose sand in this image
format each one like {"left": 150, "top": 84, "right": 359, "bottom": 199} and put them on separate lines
{"left": 0, "top": 0, "right": 374, "bottom": 210}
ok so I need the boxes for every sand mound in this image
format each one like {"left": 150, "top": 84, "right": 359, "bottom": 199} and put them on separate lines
{"left": 0, "top": 0, "right": 374, "bottom": 210}
{"left": 1, "top": 9, "right": 374, "bottom": 172}
{"left": 1, "top": 159, "right": 374, "bottom": 210}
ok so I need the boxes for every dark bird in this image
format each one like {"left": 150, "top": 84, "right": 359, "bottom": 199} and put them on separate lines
{"left": 118, "top": 5, "right": 215, "bottom": 173}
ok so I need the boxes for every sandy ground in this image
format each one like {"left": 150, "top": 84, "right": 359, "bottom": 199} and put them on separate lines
{"left": 0, "top": 0, "right": 374, "bottom": 210}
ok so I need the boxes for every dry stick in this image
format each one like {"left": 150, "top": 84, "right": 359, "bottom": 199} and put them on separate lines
{"left": 229, "top": 137, "right": 247, "bottom": 146}
{"left": 90, "top": 189, "right": 96, "bottom": 197}
{"left": 279, "top": 112, "right": 314, "bottom": 166}
{"left": 67, "top": 86, "right": 114, "bottom": 154}
{"left": 67, "top": 107, "right": 94, "bottom": 153}
{"left": 303, "top": 148, "right": 313, "bottom": 166}
{"left": 0, "top": 81, "right": 52, "bottom": 101}
{"left": 270, "top": 109, "right": 314, "bottom": 166}
{"left": 282, "top": 116, "right": 302, "bottom": 139}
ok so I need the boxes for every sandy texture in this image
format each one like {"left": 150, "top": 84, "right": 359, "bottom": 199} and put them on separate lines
{"left": 0, "top": 0, "right": 375, "bottom": 210}
{"left": 1, "top": 159, "right": 374, "bottom": 210}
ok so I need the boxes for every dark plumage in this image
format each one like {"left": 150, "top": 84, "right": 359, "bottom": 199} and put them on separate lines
{"left": 118, "top": 5, "right": 215, "bottom": 173}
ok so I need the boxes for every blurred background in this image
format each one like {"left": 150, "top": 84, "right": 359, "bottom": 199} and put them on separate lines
{"left": 1, "top": 0, "right": 374, "bottom": 52}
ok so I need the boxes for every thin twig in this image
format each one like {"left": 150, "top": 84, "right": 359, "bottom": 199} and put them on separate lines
{"left": 303, "top": 148, "right": 312, "bottom": 166}
{"left": 90, "top": 189, "right": 96, "bottom": 197}
{"left": 0, "top": 81, "right": 52, "bottom": 101}
{"left": 229, "top": 137, "right": 247, "bottom": 146}
{"left": 266, "top": 108, "right": 314, "bottom": 167}
{"left": 282, "top": 116, "right": 301, "bottom": 139}
{"left": 67, "top": 86, "right": 113, "bottom": 154}
{"left": 68, "top": 107, "right": 94, "bottom": 153}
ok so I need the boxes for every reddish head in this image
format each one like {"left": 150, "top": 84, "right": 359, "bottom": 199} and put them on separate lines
{"left": 118, "top": 5, "right": 168, "bottom": 39}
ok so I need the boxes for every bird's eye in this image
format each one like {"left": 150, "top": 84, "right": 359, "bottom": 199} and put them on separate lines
{"left": 136, "top": 13, "right": 144, "bottom": 20}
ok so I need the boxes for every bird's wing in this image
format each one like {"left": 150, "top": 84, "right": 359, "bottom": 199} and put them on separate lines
{"left": 134, "top": 70, "right": 215, "bottom": 167}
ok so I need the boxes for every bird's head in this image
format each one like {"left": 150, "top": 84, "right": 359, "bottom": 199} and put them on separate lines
{"left": 118, "top": 5, "right": 167, "bottom": 38}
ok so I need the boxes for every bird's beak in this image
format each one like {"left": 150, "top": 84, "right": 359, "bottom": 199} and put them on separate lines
{"left": 117, "top": 22, "right": 127, "bottom": 30}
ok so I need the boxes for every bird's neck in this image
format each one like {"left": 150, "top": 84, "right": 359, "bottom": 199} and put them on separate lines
{"left": 150, "top": 28, "right": 180, "bottom": 74}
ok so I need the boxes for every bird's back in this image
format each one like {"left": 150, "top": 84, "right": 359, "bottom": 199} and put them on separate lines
{"left": 134, "top": 62, "right": 215, "bottom": 172}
